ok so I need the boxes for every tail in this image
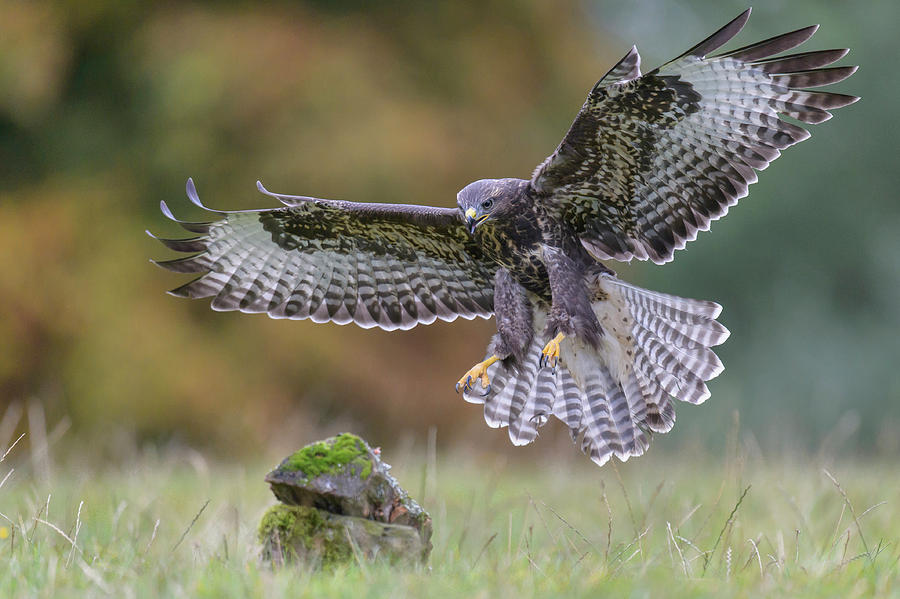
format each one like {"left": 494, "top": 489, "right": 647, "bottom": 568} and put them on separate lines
{"left": 462, "top": 273, "right": 729, "bottom": 467}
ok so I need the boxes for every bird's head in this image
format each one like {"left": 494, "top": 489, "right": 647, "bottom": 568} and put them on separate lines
{"left": 457, "top": 178, "right": 526, "bottom": 235}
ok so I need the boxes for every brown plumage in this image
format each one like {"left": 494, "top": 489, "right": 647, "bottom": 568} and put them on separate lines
{"left": 151, "top": 9, "right": 857, "bottom": 467}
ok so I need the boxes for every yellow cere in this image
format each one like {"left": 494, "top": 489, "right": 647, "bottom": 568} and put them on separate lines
{"left": 465, "top": 208, "right": 477, "bottom": 219}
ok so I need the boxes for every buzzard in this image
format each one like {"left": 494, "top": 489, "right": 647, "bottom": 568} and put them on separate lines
{"left": 150, "top": 10, "right": 857, "bottom": 467}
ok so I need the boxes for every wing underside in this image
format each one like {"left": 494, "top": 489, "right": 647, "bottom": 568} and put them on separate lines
{"left": 532, "top": 8, "right": 858, "bottom": 264}
{"left": 150, "top": 180, "right": 496, "bottom": 330}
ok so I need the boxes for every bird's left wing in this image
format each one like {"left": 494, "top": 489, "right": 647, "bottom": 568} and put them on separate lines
{"left": 531, "top": 9, "right": 858, "bottom": 264}
{"left": 150, "top": 180, "right": 496, "bottom": 330}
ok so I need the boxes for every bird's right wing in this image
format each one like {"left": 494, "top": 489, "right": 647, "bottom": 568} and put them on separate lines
{"left": 149, "top": 180, "right": 496, "bottom": 330}
{"left": 531, "top": 9, "right": 858, "bottom": 265}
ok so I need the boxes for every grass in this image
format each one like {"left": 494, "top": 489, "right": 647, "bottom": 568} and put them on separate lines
{"left": 0, "top": 430, "right": 898, "bottom": 598}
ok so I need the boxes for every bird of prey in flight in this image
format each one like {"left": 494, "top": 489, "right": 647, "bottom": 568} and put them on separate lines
{"left": 150, "top": 9, "right": 857, "bottom": 467}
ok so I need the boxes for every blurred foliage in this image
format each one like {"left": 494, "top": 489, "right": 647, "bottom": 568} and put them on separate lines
{"left": 0, "top": 0, "right": 896, "bottom": 457}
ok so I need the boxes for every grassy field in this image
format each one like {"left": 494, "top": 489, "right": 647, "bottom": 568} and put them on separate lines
{"left": 1, "top": 431, "right": 898, "bottom": 598}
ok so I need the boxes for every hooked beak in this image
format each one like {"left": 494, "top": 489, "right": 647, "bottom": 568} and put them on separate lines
{"left": 465, "top": 207, "right": 487, "bottom": 234}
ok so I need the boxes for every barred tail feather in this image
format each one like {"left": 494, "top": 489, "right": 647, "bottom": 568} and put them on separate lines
{"left": 461, "top": 273, "right": 728, "bottom": 468}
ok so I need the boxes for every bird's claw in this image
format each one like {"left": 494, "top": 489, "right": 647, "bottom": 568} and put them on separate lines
{"left": 454, "top": 375, "right": 473, "bottom": 394}
{"left": 540, "top": 333, "right": 565, "bottom": 370}
{"left": 537, "top": 353, "right": 556, "bottom": 374}
{"left": 455, "top": 356, "right": 499, "bottom": 395}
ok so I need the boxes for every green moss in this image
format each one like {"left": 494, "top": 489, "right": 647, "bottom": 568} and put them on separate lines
{"left": 258, "top": 504, "right": 352, "bottom": 568}
{"left": 258, "top": 504, "right": 301, "bottom": 541}
{"left": 281, "top": 433, "right": 373, "bottom": 481}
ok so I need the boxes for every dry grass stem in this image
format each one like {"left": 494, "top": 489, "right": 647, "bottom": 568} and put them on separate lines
{"left": 703, "top": 484, "right": 751, "bottom": 574}
{"left": 824, "top": 469, "right": 871, "bottom": 560}
{"left": 172, "top": 500, "right": 210, "bottom": 552}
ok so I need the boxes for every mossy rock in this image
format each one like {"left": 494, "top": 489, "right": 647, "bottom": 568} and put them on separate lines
{"left": 259, "top": 504, "right": 430, "bottom": 567}
{"left": 262, "top": 433, "right": 432, "bottom": 567}
{"left": 266, "top": 433, "right": 431, "bottom": 537}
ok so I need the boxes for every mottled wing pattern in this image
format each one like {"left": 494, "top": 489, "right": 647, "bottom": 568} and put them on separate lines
{"left": 150, "top": 180, "right": 496, "bottom": 330}
{"left": 531, "top": 9, "right": 858, "bottom": 264}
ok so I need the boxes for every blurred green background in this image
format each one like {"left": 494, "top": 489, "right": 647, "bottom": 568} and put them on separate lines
{"left": 0, "top": 0, "right": 895, "bottom": 461}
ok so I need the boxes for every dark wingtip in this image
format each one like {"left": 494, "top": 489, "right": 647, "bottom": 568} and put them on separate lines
{"left": 756, "top": 48, "right": 851, "bottom": 74}
{"left": 151, "top": 255, "right": 208, "bottom": 273}
{"left": 147, "top": 231, "right": 208, "bottom": 252}
{"left": 814, "top": 92, "right": 861, "bottom": 109}
{"left": 720, "top": 23, "right": 821, "bottom": 62}
{"left": 681, "top": 8, "right": 751, "bottom": 59}
{"left": 595, "top": 44, "right": 642, "bottom": 90}
{"left": 160, "top": 200, "right": 177, "bottom": 221}
{"left": 158, "top": 199, "right": 212, "bottom": 233}
{"left": 185, "top": 178, "right": 205, "bottom": 209}
{"left": 257, "top": 180, "right": 278, "bottom": 200}
{"left": 256, "top": 180, "right": 313, "bottom": 207}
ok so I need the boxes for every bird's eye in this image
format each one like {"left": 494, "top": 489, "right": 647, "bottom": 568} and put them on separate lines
{"left": 481, "top": 199, "right": 494, "bottom": 210}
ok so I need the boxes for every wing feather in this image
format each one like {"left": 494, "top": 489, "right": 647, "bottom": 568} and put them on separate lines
{"left": 595, "top": 45, "right": 642, "bottom": 87}
{"left": 151, "top": 179, "right": 496, "bottom": 329}
{"left": 531, "top": 9, "right": 858, "bottom": 264}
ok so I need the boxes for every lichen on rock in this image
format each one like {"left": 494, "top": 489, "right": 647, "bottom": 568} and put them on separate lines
{"left": 260, "top": 433, "right": 432, "bottom": 568}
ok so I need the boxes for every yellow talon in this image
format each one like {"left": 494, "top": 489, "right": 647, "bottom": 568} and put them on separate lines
{"left": 540, "top": 333, "right": 565, "bottom": 369}
{"left": 455, "top": 355, "right": 500, "bottom": 395}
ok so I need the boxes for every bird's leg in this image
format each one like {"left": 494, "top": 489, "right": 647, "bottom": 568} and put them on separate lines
{"left": 455, "top": 355, "right": 500, "bottom": 396}
{"left": 539, "top": 332, "right": 565, "bottom": 369}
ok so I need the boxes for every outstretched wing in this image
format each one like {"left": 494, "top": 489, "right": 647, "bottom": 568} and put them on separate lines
{"left": 531, "top": 8, "right": 858, "bottom": 264}
{"left": 150, "top": 180, "right": 496, "bottom": 330}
